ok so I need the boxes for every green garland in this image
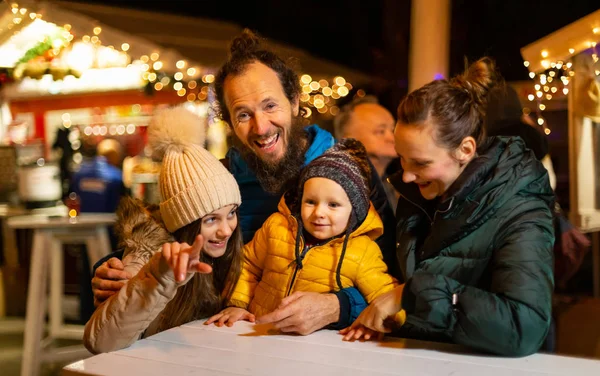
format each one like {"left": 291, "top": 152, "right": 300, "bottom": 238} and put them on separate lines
{"left": 16, "top": 37, "right": 54, "bottom": 65}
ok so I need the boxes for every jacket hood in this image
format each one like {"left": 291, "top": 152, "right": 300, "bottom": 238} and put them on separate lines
{"left": 114, "top": 197, "right": 173, "bottom": 263}
{"left": 448, "top": 136, "right": 553, "bottom": 208}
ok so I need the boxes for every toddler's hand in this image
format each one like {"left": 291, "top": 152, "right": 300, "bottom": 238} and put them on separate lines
{"left": 205, "top": 307, "right": 256, "bottom": 327}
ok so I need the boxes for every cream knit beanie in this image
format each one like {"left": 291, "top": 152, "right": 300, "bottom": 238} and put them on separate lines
{"left": 148, "top": 106, "right": 241, "bottom": 233}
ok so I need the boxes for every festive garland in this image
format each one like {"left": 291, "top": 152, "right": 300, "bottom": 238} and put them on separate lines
{"left": 16, "top": 37, "right": 55, "bottom": 65}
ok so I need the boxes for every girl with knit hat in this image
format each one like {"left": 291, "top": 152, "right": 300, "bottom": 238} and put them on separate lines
{"left": 207, "top": 139, "right": 402, "bottom": 330}
{"left": 84, "top": 106, "right": 245, "bottom": 354}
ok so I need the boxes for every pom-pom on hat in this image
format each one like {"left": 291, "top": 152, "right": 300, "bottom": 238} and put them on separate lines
{"left": 148, "top": 106, "right": 241, "bottom": 232}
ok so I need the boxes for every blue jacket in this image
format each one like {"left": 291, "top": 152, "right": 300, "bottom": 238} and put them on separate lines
{"left": 71, "top": 156, "right": 125, "bottom": 213}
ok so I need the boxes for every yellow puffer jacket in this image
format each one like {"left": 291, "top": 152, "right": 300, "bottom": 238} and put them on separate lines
{"left": 229, "top": 197, "right": 398, "bottom": 317}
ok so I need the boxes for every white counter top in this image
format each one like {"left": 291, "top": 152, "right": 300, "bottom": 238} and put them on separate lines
{"left": 63, "top": 319, "right": 600, "bottom": 376}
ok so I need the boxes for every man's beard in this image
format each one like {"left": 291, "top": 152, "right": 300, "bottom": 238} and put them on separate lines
{"left": 232, "top": 117, "right": 308, "bottom": 195}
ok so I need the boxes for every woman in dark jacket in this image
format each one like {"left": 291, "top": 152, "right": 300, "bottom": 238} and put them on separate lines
{"left": 342, "top": 58, "right": 555, "bottom": 357}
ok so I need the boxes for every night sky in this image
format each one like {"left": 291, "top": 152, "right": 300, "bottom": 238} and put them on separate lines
{"left": 72, "top": 0, "right": 599, "bottom": 109}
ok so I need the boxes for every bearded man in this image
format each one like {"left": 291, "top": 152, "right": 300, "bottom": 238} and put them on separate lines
{"left": 91, "top": 29, "right": 397, "bottom": 336}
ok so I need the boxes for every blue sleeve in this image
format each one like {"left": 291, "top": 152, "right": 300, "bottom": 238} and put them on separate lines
{"left": 329, "top": 287, "right": 368, "bottom": 330}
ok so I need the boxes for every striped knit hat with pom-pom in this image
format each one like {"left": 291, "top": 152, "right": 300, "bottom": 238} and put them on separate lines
{"left": 148, "top": 106, "right": 241, "bottom": 232}
{"left": 298, "top": 138, "right": 371, "bottom": 229}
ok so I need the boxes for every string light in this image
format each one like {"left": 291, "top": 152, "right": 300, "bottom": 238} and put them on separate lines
{"left": 338, "top": 86, "right": 349, "bottom": 96}
{"left": 523, "top": 51, "right": 575, "bottom": 133}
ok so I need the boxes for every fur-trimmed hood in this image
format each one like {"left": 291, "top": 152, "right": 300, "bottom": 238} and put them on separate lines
{"left": 114, "top": 196, "right": 173, "bottom": 268}
{"left": 85, "top": 196, "right": 187, "bottom": 354}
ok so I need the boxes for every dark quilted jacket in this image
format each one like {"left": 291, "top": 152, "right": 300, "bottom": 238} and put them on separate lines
{"left": 391, "top": 136, "right": 555, "bottom": 356}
